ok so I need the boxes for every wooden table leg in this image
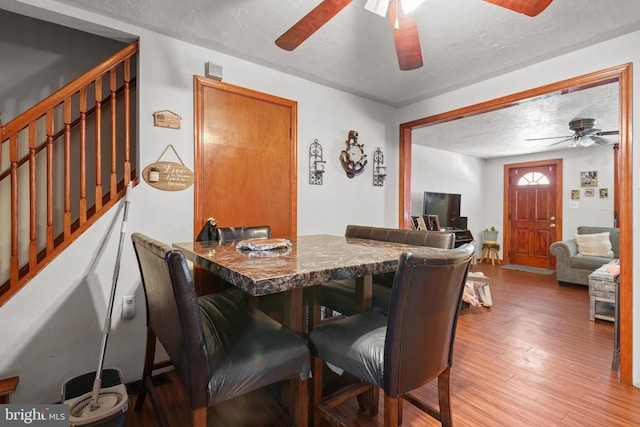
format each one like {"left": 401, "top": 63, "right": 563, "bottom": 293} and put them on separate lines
{"left": 355, "top": 275, "right": 373, "bottom": 313}
{"left": 307, "top": 286, "right": 321, "bottom": 334}
{"left": 282, "top": 287, "right": 308, "bottom": 426}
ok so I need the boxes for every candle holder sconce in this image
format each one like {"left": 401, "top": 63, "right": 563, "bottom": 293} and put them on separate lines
{"left": 309, "top": 139, "right": 326, "bottom": 185}
{"left": 373, "top": 147, "right": 387, "bottom": 187}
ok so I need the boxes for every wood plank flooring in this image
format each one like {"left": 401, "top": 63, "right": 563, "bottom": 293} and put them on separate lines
{"left": 125, "top": 264, "right": 640, "bottom": 426}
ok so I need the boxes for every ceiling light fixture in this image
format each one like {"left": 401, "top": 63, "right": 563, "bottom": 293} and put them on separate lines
{"left": 401, "top": 0, "right": 427, "bottom": 14}
{"left": 568, "top": 136, "right": 596, "bottom": 148}
{"left": 364, "top": 0, "right": 426, "bottom": 17}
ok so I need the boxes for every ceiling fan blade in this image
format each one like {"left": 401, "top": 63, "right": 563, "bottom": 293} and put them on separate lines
{"left": 596, "top": 130, "right": 620, "bottom": 136}
{"left": 525, "top": 135, "right": 573, "bottom": 141}
{"left": 275, "top": 0, "right": 353, "bottom": 51}
{"left": 593, "top": 136, "right": 616, "bottom": 145}
{"left": 388, "top": 0, "right": 423, "bottom": 70}
{"left": 483, "top": 0, "right": 553, "bottom": 17}
{"left": 547, "top": 137, "right": 573, "bottom": 147}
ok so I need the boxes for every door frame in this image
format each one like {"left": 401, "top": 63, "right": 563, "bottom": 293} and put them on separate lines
{"left": 398, "top": 63, "right": 633, "bottom": 384}
{"left": 503, "top": 158, "right": 563, "bottom": 268}
{"left": 193, "top": 76, "right": 298, "bottom": 237}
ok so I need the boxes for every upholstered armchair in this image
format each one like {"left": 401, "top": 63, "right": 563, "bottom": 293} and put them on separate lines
{"left": 549, "top": 226, "right": 619, "bottom": 286}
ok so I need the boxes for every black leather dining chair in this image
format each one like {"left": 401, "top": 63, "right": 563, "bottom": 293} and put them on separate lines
{"left": 194, "top": 219, "right": 281, "bottom": 315}
{"left": 319, "top": 225, "right": 456, "bottom": 317}
{"left": 131, "top": 233, "right": 310, "bottom": 426}
{"left": 308, "top": 243, "right": 475, "bottom": 427}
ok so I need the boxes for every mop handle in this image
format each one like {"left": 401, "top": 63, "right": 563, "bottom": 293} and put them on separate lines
{"left": 90, "top": 183, "right": 132, "bottom": 410}
{"left": 102, "top": 183, "right": 132, "bottom": 336}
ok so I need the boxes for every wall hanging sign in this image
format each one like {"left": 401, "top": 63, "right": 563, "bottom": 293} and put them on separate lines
{"left": 153, "top": 110, "right": 182, "bottom": 129}
{"left": 143, "top": 144, "right": 194, "bottom": 191}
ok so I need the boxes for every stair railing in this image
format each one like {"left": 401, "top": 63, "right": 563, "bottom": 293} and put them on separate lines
{"left": 0, "top": 41, "right": 139, "bottom": 306}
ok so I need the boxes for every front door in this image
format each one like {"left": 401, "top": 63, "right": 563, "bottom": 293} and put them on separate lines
{"left": 507, "top": 160, "right": 562, "bottom": 269}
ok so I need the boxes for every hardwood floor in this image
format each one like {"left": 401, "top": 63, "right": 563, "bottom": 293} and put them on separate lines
{"left": 125, "top": 264, "right": 640, "bottom": 426}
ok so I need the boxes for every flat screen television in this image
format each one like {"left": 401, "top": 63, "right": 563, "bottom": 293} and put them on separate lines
{"left": 423, "top": 192, "right": 462, "bottom": 229}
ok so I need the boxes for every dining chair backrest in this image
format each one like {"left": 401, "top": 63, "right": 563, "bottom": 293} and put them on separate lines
{"left": 195, "top": 219, "right": 271, "bottom": 242}
{"left": 131, "top": 233, "right": 211, "bottom": 409}
{"left": 216, "top": 225, "right": 271, "bottom": 241}
{"left": 383, "top": 242, "right": 475, "bottom": 398}
{"left": 344, "top": 224, "right": 454, "bottom": 249}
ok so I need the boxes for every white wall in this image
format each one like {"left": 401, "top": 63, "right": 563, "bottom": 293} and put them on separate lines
{"left": 411, "top": 144, "right": 615, "bottom": 257}
{"left": 480, "top": 145, "right": 616, "bottom": 254}
{"left": 0, "top": 9, "right": 127, "bottom": 123}
{"left": 411, "top": 145, "right": 484, "bottom": 238}
{"left": 0, "top": 0, "right": 398, "bottom": 403}
{"left": 399, "top": 31, "right": 640, "bottom": 386}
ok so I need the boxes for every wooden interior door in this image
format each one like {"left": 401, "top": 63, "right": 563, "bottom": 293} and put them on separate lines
{"left": 507, "top": 160, "right": 562, "bottom": 269}
{"left": 194, "top": 77, "right": 297, "bottom": 238}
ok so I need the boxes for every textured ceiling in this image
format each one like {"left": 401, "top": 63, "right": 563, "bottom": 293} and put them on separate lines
{"left": 7, "top": 0, "right": 634, "bottom": 158}
{"left": 28, "top": 0, "right": 640, "bottom": 108}
{"left": 413, "top": 81, "right": 621, "bottom": 159}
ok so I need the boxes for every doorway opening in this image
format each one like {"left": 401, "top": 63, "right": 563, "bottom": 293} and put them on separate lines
{"left": 398, "top": 63, "right": 633, "bottom": 384}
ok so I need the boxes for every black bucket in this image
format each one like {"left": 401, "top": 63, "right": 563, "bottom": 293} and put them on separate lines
{"left": 62, "top": 368, "right": 128, "bottom": 427}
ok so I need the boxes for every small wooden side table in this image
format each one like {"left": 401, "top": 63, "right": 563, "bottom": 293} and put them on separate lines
{"left": 480, "top": 242, "right": 500, "bottom": 265}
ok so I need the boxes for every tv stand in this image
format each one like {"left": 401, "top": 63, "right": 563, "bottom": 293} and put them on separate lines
{"left": 448, "top": 229, "right": 474, "bottom": 248}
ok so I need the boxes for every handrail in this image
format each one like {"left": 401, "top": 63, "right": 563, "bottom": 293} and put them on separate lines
{"left": 0, "top": 80, "right": 134, "bottom": 182}
{"left": 1, "top": 41, "right": 138, "bottom": 139}
{"left": 0, "top": 41, "right": 139, "bottom": 306}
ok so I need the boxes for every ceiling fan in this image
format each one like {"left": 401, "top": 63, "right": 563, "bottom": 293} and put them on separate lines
{"left": 275, "top": 0, "right": 553, "bottom": 71}
{"left": 525, "top": 118, "right": 619, "bottom": 148}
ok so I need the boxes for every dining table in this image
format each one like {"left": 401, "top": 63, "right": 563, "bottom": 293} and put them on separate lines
{"left": 172, "top": 233, "right": 445, "bottom": 426}
{"left": 173, "top": 234, "right": 446, "bottom": 333}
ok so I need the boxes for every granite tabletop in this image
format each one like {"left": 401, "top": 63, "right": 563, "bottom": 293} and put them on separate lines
{"left": 174, "top": 234, "right": 443, "bottom": 296}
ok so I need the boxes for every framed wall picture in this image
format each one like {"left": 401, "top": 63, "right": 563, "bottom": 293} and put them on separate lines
{"left": 571, "top": 190, "right": 580, "bottom": 200}
{"left": 599, "top": 188, "right": 609, "bottom": 198}
{"left": 584, "top": 189, "right": 595, "bottom": 197}
{"left": 426, "top": 214, "right": 441, "bottom": 231}
{"left": 580, "top": 170, "right": 598, "bottom": 187}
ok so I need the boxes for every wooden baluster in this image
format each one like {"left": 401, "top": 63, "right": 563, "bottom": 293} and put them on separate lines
{"left": 63, "top": 98, "right": 71, "bottom": 239}
{"left": 28, "top": 122, "right": 37, "bottom": 272}
{"left": 46, "top": 112, "right": 54, "bottom": 253}
{"left": 95, "top": 78, "right": 103, "bottom": 211}
{"left": 110, "top": 66, "right": 117, "bottom": 198}
{"left": 79, "top": 88, "right": 87, "bottom": 225}
{"left": 0, "top": 44, "right": 139, "bottom": 307}
{"left": 10, "top": 134, "right": 19, "bottom": 288}
{"left": 123, "top": 58, "right": 131, "bottom": 185}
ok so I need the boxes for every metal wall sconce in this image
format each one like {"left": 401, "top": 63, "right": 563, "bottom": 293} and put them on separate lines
{"left": 309, "top": 139, "right": 326, "bottom": 185}
{"left": 373, "top": 147, "right": 386, "bottom": 187}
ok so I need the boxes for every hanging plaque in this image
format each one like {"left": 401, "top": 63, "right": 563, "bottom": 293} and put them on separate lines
{"left": 153, "top": 110, "right": 181, "bottom": 129}
{"left": 143, "top": 145, "right": 194, "bottom": 191}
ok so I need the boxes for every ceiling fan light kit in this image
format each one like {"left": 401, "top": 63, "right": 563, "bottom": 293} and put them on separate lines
{"left": 568, "top": 136, "right": 595, "bottom": 148}
{"left": 526, "top": 117, "right": 619, "bottom": 148}
{"left": 364, "top": 0, "right": 390, "bottom": 17}
{"left": 364, "top": 0, "right": 426, "bottom": 16}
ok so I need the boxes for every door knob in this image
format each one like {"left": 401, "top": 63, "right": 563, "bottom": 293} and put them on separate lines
{"left": 550, "top": 223, "right": 556, "bottom": 228}
{"left": 550, "top": 216, "right": 556, "bottom": 220}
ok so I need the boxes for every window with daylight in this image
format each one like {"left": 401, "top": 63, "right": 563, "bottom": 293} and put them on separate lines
{"left": 517, "top": 172, "right": 550, "bottom": 186}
